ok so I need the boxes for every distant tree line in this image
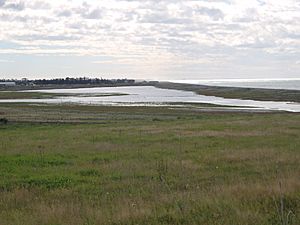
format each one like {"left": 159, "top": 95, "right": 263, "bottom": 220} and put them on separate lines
{"left": 0, "top": 77, "right": 135, "bottom": 86}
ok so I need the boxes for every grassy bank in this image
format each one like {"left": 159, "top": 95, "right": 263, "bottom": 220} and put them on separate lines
{"left": 0, "top": 92, "right": 63, "bottom": 100}
{"left": 155, "top": 82, "right": 300, "bottom": 103}
{"left": 0, "top": 83, "right": 145, "bottom": 92}
{"left": 0, "top": 104, "right": 299, "bottom": 225}
{"left": 0, "top": 91, "right": 128, "bottom": 100}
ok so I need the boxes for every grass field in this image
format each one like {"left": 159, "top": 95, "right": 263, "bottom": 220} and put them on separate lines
{"left": 0, "top": 103, "right": 299, "bottom": 225}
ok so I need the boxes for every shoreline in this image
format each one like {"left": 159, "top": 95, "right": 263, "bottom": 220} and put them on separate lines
{"left": 0, "top": 82, "right": 299, "bottom": 113}
{"left": 153, "top": 82, "right": 300, "bottom": 103}
{"left": 1, "top": 81, "right": 299, "bottom": 103}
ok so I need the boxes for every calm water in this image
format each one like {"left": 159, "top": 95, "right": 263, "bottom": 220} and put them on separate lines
{"left": 0, "top": 86, "right": 299, "bottom": 112}
{"left": 171, "top": 78, "right": 300, "bottom": 90}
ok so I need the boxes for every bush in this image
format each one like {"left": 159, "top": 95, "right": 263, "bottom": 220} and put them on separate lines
{"left": 0, "top": 118, "right": 8, "bottom": 124}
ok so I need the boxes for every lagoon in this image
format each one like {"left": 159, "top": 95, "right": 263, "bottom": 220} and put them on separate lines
{"left": 0, "top": 86, "right": 299, "bottom": 112}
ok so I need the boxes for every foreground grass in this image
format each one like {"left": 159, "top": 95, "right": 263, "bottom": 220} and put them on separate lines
{"left": 0, "top": 105, "right": 299, "bottom": 225}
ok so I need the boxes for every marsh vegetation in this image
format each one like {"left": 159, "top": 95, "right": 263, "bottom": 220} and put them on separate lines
{"left": 0, "top": 103, "right": 299, "bottom": 224}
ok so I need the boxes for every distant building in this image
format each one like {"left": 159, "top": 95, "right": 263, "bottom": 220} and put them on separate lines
{"left": 0, "top": 82, "right": 16, "bottom": 86}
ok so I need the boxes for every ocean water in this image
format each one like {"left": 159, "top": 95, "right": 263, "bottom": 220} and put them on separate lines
{"left": 0, "top": 86, "right": 299, "bottom": 112}
{"left": 171, "top": 78, "right": 300, "bottom": 91}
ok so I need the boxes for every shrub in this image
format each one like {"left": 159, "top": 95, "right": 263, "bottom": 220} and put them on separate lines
{"left": 0, "top": 118, "right": 8, "bottom": 124}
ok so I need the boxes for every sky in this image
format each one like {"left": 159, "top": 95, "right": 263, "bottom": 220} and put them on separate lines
{"left": 0, "top": 0, "right": 299, "bottom": 80}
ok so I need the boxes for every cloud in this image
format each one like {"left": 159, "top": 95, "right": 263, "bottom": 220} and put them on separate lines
{"left": 84, "top": 8, "right": 102, "bottom": 19}
{"left": 0, "top": 59, "right": 14, "bottom": 63}
{"left": 0, "top": 0, "right": 299, "bottom": 79}
{"left": 0, "top": 0, "right": 5, "bottom": 7}
{"left": 4, "top": 0, "right": 25, "bottom": 11}
{"left": 57, "top": 9, "right": 72, "bottom": 17}
{"left": 195, "top": 7, "right": 224, "bottom": 21}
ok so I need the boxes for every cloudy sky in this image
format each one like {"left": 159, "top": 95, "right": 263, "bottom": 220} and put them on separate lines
{"left": 0, "top": 0, "right": 299, "bottom": 80}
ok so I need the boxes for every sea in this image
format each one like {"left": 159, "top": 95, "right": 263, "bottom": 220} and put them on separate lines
{"left": 169, "top": 78, "right": 300, "bottom": 91}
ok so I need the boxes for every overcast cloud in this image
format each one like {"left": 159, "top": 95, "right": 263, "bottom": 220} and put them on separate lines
{"left": 0, "top": 0, "right": 299, "bottom": 79}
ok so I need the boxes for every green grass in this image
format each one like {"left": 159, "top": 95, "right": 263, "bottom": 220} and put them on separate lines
{"left": 0, "top": 104, "right": 299, "bottom": 225}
